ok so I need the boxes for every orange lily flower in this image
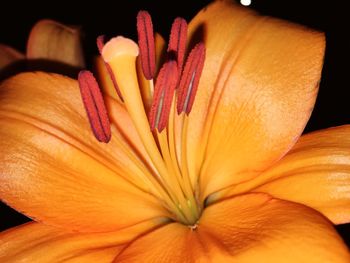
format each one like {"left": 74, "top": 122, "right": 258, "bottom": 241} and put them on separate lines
{"left": 0, "top": 19, "right": 85, "bottom": 79}
{"left": 1, "top": 1, "right": 350, "bottom": 262}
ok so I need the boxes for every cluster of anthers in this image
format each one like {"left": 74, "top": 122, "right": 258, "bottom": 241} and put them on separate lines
{"left": 78, "top": 11, "right": 206, "bottom": 226}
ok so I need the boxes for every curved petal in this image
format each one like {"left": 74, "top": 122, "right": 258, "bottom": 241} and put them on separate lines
{"left": 246, "top": 125, "right": 350, "bottom": 224}
{"left": 27, "top": 20, "right": 85, "bottom": 68}
{"left": 0, "top": 44, "right": 24, "bottom": 70}
{"left": 0, "top": 219, "right": 164, "bottom": 262}
{"left": 115, "top": 193, "right": 350, "bottom": 262}
{"left": 0, "top": 44, "right": 25, "bottom": 80}
{"left": 182, "top": 0, "right": 325, "bottom": 198}
{"left": 0, "top": 72, "right": 169, "bottom": 232}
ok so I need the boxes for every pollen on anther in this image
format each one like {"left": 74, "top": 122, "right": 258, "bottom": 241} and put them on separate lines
{"left": 177, "top": 43, "right": 206, "bottom": 115}
{"left": 78, "top": 70, "right": 111, "bottom": 143}
{"left": 96, "top": 35, "right": 123, "bottom": 101}
{"left": 137, "top": 10, "right": 156, "bottom": 80}
{"left": 149, "top": 60, "right": 178, "bottom": 132}
{"left": 168, "top": 17, "right": 188, "bottom": 73}
{"left": 96, "top": 35, "right": 105, "bottom": 54}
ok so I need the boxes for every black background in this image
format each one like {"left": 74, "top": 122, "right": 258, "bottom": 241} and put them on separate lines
{"left": 1, "top": 0, "right": 349, "bottom": 248}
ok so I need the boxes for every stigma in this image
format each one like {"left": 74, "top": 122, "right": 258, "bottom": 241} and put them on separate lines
{"left": 78, "top": 11, "right": 206, "bottom": 225}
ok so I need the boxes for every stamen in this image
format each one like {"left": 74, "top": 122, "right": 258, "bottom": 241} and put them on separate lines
{"left": 177, "top": 43, "right": 206, "bottom": 114}
{"left": 149, "top": 60, "right": 178, "bottom": 132}
{"left": 168, "top": 17, "right": 187, "bottom": 73}
{"left": 78, "top": 70, "right": 111, "bottom": 143}
{"left": 96, "top": 35, "right": 105, "bottom": 54}
{"left": 137, "top": 10, "right": 156, "bottom": 80}
{"left": 96, "top": 35, "right": 123, "bottom": 101}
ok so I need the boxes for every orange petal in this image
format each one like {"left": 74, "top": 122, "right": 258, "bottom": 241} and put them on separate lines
{"left": 0, "top": 72, "right": 168, "bottom": 232}
{"left": 0, "top": 219, "right": 164, "bottom": 262}
{"left": 115, "top": 193, "right": 350, "bottom": 262}
{"left": 242, "top": 125, "right": 350, "bottom": 225}
{"left": 182, "top": 0, "right": 325, "bottom": 198}
{"left": 27, "top": 20, "right": 85, "bottom": 68}
{"left": 0, "top": 44, "right": 24, "bottom": 70}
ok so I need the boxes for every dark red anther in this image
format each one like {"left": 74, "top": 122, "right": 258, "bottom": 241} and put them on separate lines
{"left": 177, "top": 43, "right": 206, "bottom": 115}
{"left": 96, "top": 35, "right": 105, "bottom": 54}
{"left": 96, "top": 35, "right": 123, "bottom": 101}
{"left": 168, "top": 17, "right": 187, "bottom": 73}
{"left": 149, "top": 60, "right": 178, "bottom": 132}
{"left": 137, "top": 10, "right": 156, "bottom": 80}
{"left": 78, "top": 70, "right": 111, "bottom": 143}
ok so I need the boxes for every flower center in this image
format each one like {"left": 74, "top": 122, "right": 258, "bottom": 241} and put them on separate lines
{"left": 78, "top": 11, "right": 205, "bottom": 226}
